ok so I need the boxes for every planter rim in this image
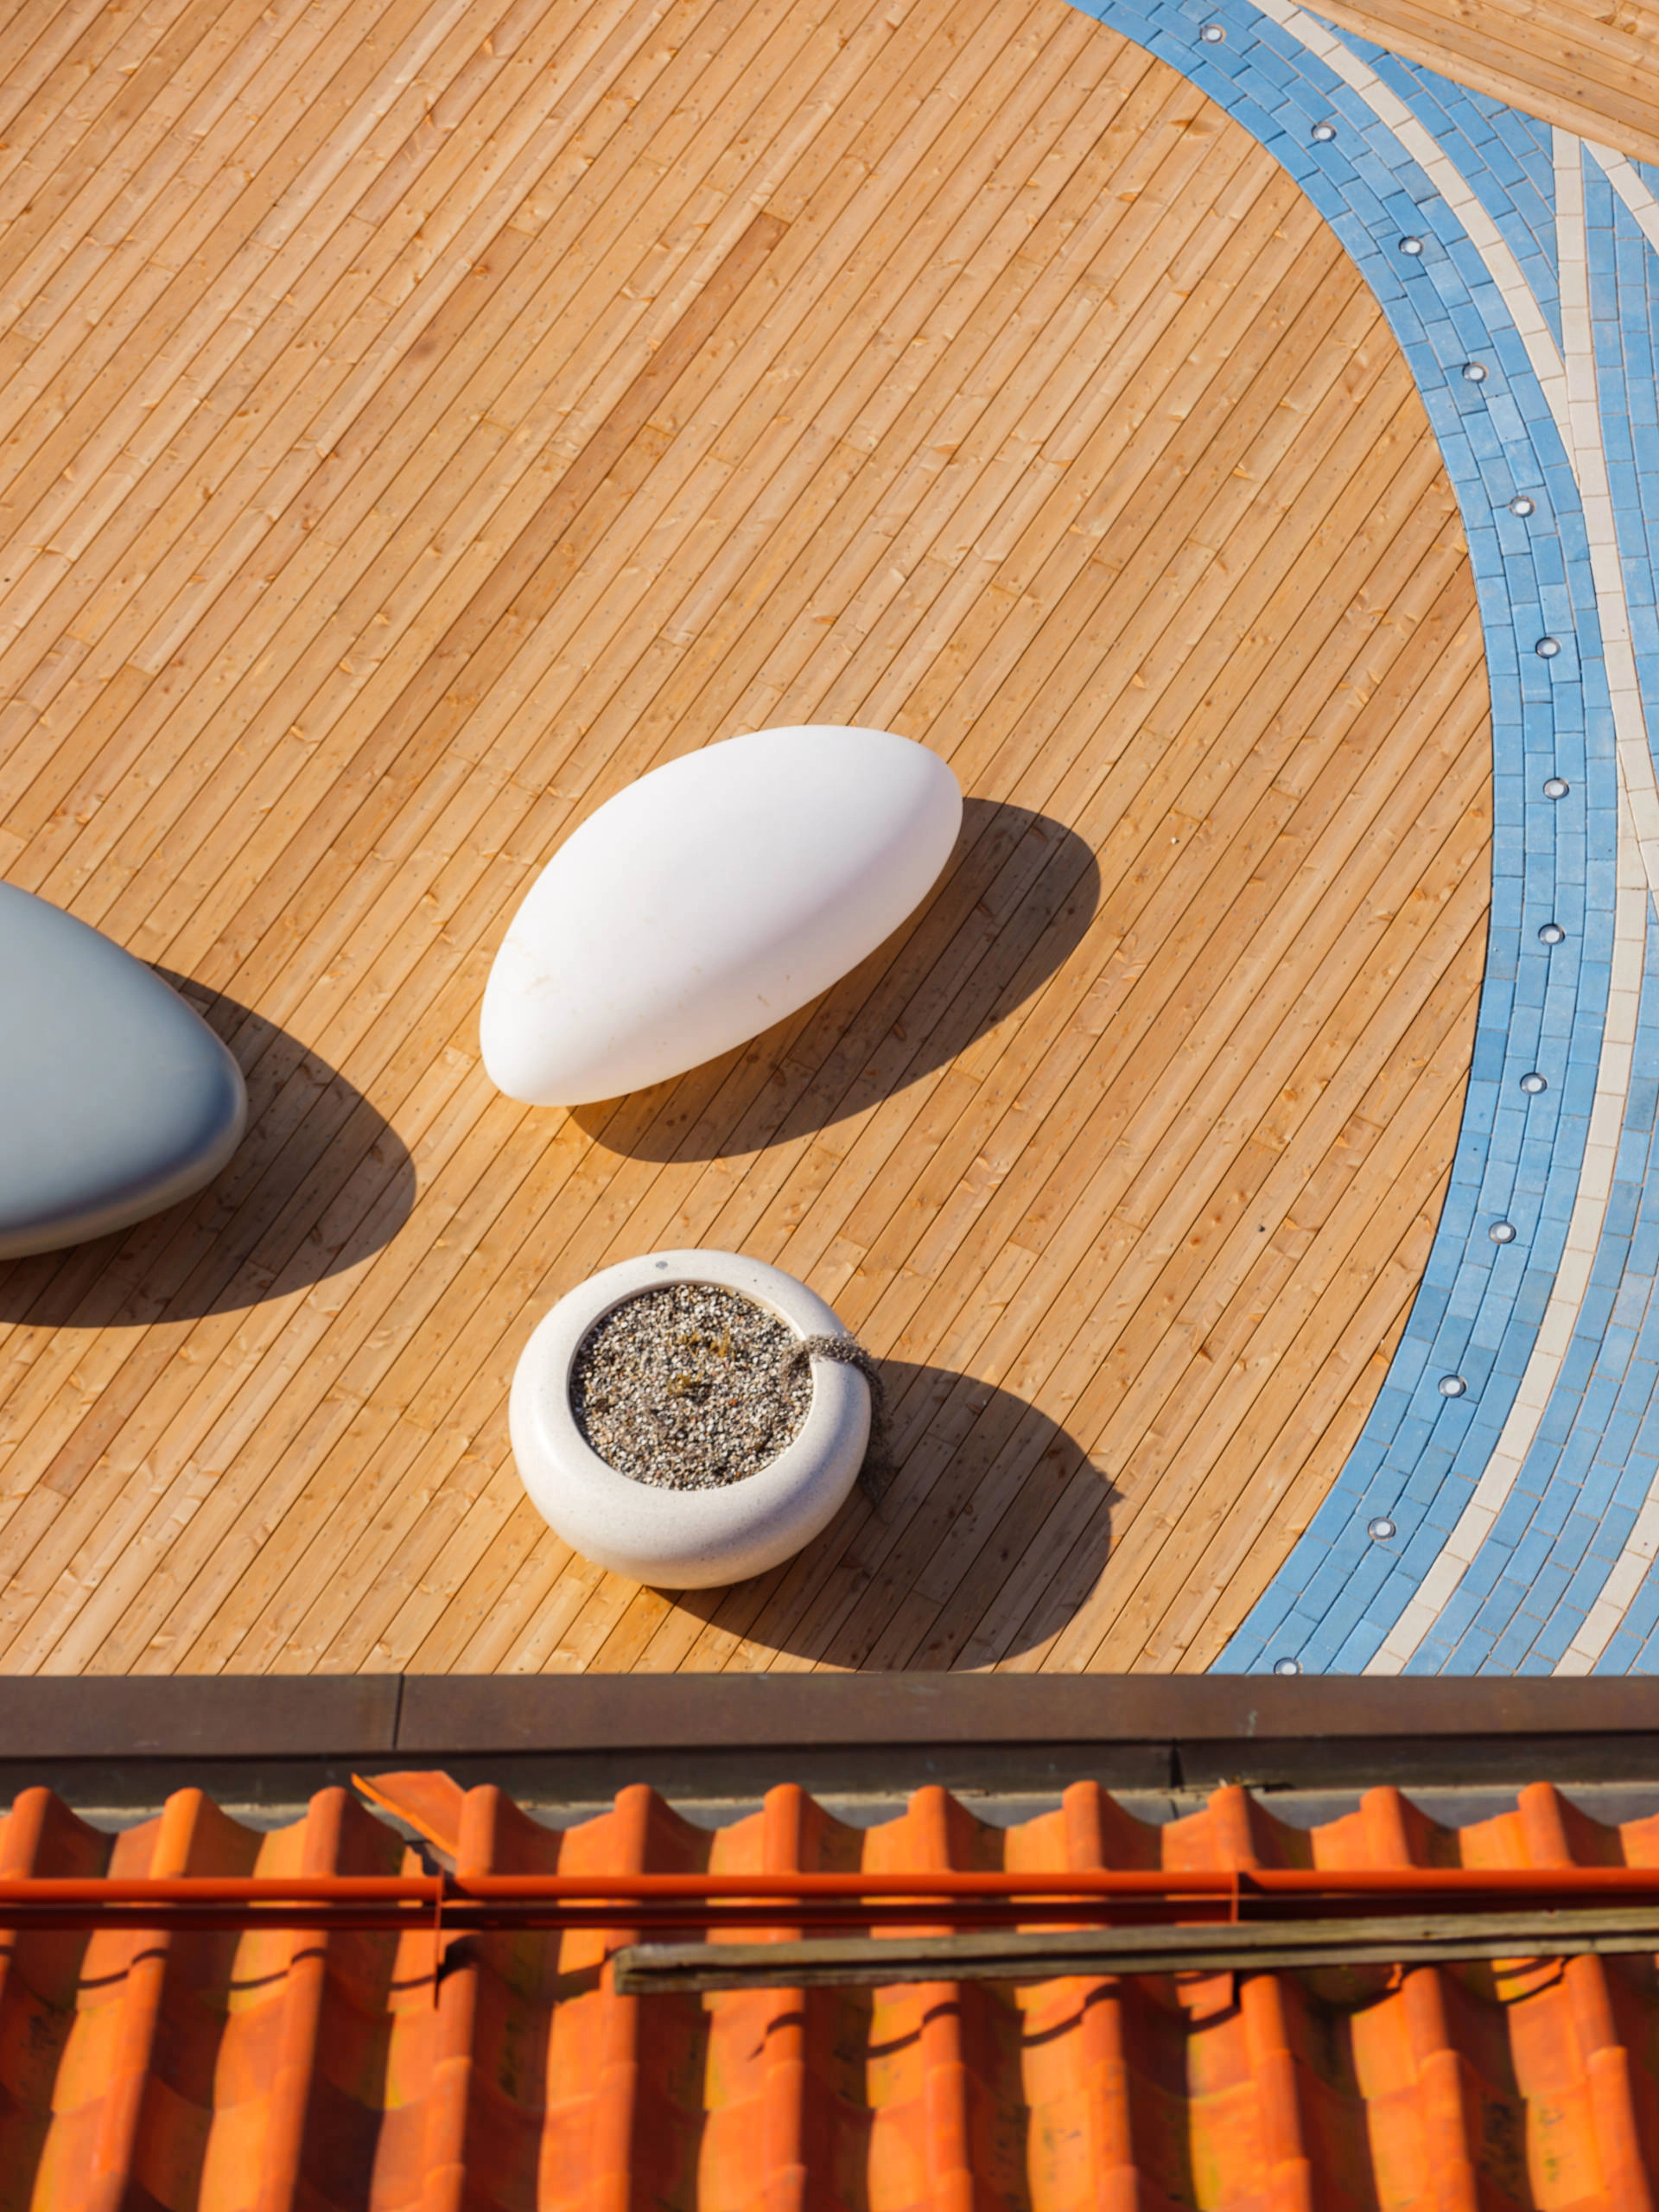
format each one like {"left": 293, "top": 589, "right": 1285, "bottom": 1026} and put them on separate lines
{"left": 509, "top": 1249, "right": 870, "bottom": 1587}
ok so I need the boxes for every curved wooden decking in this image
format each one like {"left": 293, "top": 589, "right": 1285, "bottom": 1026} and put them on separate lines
{"left": 0, "top": 0, "right": 1489, "bottom": 1675}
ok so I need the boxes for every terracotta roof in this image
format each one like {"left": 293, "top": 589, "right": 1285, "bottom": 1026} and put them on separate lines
{"left": 3, "top": 1770, "right": 1657, "bottom": 2209}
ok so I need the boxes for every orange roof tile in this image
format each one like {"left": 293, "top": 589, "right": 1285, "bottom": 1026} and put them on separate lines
{"left": 2, "top": 1772, "right": 1656, "bottom": 2209}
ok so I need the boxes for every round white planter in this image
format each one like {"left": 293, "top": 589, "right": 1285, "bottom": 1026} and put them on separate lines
{"left": 510, "top": 1249, "right": 871, "bottom": 1588}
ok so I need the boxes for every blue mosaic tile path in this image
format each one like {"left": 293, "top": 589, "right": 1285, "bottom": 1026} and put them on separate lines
{"left": 1057, "top": 0, "right": 1659, "bottom": 1674}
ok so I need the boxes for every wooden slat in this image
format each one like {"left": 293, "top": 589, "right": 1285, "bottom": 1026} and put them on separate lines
{"left": 0, "top": 0, "right": 1491, "bottom": 1676}
{"left": 1303, "top": 0, "right": 1659, "bottom": 168}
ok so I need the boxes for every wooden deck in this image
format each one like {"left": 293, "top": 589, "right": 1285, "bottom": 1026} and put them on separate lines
{"left": 0, "top": 0, "right": 1490, "bottom": 1675}
{"left": 1300, "top": 0, "right": 1659, "bottom": 168}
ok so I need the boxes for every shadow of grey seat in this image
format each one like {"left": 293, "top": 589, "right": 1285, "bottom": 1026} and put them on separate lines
{"left": 0, "top": 882, "right": 247, "bottom": 1259}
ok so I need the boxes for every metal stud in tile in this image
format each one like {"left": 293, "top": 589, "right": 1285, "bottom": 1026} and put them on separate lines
{"left": 1520, "top": 1071, "right": 1548, "bottom": 1095}
{"left": 1461, "top": 362, "right": 1488, "bottom": 383}
{"left": 1272, "top": 1656, "right": 1302, "bottom": 1675}
{"left": 1536, "top": 636, "right": 1562, "bottom": 658}
{"left": 1368, "top": 1516, "right": 1397, "bottom": 1540}
{"left": 1117, "top": 10, "right": 1659, "bottom": 1686}
{"left": 1199, "top": 21, "right": 1225, "bottom": 38}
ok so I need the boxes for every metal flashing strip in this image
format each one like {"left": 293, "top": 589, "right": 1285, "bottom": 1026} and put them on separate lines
{"left": 0, "top": 1668, "right": 1639, "bottom": 1737}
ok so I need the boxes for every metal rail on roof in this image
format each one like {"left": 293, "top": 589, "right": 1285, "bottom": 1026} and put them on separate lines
{"left": 614, "top": 1905, "right": 1659, "bottom": 1992}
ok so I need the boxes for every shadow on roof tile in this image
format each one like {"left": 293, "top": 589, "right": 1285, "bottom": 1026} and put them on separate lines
{"left": 2, "top": 1772, "right": 1656, "bottom": 2209}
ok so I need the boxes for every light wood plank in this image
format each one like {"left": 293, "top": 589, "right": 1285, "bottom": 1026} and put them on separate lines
{"left": 1304, "top": 0, "right": 1659, "bottom": 167}
{"left": 0, "top": 0, "right": 1491, "bottom": 1676}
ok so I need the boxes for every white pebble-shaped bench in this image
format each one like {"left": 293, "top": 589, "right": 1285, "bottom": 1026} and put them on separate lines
{"left": 481, "top": 725, "right": 963, "bottom": 1104}
{"left": 510, "top": 1249, "right": 871, "bottom": 1588}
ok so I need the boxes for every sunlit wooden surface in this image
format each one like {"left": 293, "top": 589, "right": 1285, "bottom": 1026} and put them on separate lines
{"left": 0, "top": 0, "right": 1490, "bottom": 1675}
{"left": 1305, "top": 0, "right": 1659, "bottom": 167}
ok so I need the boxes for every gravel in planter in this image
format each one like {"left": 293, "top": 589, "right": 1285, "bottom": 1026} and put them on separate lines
{"left": 570, "top": 1282, "right": 811, "bottom": 1490}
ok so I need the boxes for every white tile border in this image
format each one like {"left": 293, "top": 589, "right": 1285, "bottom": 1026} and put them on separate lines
{"left": 1369, "top": 131, "right": 1659, "bottom": 1672}
{"left": 1587, "top": 140, "right": 1659, "bottom": 259}
{"left": 1545, "top": 138, "right": 1659, "bottom": 1679}
{"left": 1249, "top": 0, "right": 1568, "bottom": 435}
{"left": 1557, "top": 137, "right": 1659, "bottom": 904}
{"left": 1557, "top": 1481, "right": 1659, "bottom": 1672}
{"left": 1236, "top": 11, "right": 1658, "bottom": 1673}
{"left": 1368, "top": 804, "right": 1646, "bottom": 1671}
{"left": 1545, "top": 134, "right": 1659, "bottom": 1671}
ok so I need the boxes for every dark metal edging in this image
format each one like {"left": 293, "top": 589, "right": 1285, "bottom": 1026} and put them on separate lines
{"left": 0, "top": 1674, "right": 1656, "bottom": 1804}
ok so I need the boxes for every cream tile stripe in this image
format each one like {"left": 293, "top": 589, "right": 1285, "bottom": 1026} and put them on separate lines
{"left": 1558, "top": 1484, "right": 1659, "bottom": 1673}
{"left": 1248, "top": 0, "right": 1655, "bottom": 1672}
{"left": 1372, "top": 808, "right": 1645, "bottom": 1671}
{"left": 1552, "top": 142, "right": 1659, "bottom": 1675}
{"left": 1588, "top": 141, "right": 1659, "bottom": 259}
{"left": 1372, "top": 130, "right": 1659, "bottom": 1671}
{"left": 1252, "top": 0, "right": 1567, "bottom": 427}
{"left": 1251, "top": 20, "right": 1659, "bottom": 870}
{"left": 1554, "top": 136, "right": 1659, "bottom": 899}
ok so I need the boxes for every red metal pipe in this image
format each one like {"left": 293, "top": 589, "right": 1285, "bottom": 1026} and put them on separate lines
{"left": 2, "top": 1865, "right": 1659, "bottom": 1936}
{"left": 448, "top": 1868, "right": 1659, "bottom": 1900}
{"left": 6, "top": 1867, "right": 1659, "bottom": 1903}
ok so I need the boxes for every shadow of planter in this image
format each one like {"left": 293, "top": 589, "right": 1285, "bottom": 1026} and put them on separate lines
{"left": 657, "top": 1358, "right": 1116, "bottom": 1669}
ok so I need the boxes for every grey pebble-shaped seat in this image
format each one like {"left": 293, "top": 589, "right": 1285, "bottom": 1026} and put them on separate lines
{"left": 0, "top": 881, "right": 247, "bottom": 1259}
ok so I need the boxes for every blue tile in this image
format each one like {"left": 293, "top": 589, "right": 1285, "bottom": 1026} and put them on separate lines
{"left": 1075, "top": 0, "right": 1657, "bottom": 1684}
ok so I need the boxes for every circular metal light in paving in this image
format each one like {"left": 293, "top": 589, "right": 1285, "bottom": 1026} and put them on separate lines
{"left": 510, "top": 1249, "right": 871, "bottom": 1588}
{"left": 1520, "top": 1071, "right": 1548, "bottom": 1095}
{"left": 1438, "top": 1374, "right": 1467, "bottom": 1398}
{"left": 1461, "top": 362, "right": 1488, "bottom": 383}
{"left": 1536, "top": 635, "right": 1562, "bottom": 658}
{"left": 1543, "top": 777, "right": 1571, "bottom": 799}
{"left": 1510, "top": 494, "right": 1536, "bottom": 517}
{"left": 1399, "top": 235, "right": 1424, "bottom": 256}
{"left": 1539, "top": 921, "right": 1566, "bottom": 944}
{"left": 1490, "top": 1220, "right": 1518, "bottom": 1244}
{"left": 1311, "top": 120, "right": 1337, "bottom": 143}
{"left": 1272, "top": 1656, "right": 1302, "bottom": 1675}
{"left": 1368, "top": 1516, "right": 1397, "bottom": 1541}
{"left": 1199, "top": 21, "right": 1225, "bottom": 38}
